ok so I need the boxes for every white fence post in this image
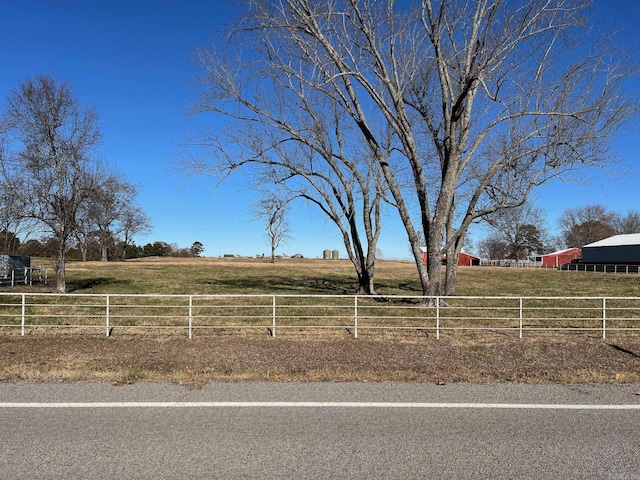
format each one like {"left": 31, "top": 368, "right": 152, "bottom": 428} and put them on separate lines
{"left": 354, "top": 295, "right": 358, "bottom": 339}
{"left": 519, "top": 297, "right": 523, "bottom": 339}
{"left": 272, "top": 295, "right": 276, "bottom": 337}
{"left": 602, "top": 297, "right": 607, "bottom": 339}
{"left": 436, "top": 297, "right": 440, "bottom": 340}
{"left": 21, "top": 293, "right": 25, "bottom": 336}
{"left": 188, "top": 295, "right": 193, "bottom": 340}
{"left": 105, "top": 295, "right": 110, "bottom": 337}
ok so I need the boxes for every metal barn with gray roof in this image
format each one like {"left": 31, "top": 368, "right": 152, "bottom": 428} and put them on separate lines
{"left": 581, "top": 233, "right": 640, "bottom": 265}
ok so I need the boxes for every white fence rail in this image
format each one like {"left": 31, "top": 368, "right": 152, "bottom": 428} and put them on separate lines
{"left": 1, "top": 293, "right": 639, "bottom": 339}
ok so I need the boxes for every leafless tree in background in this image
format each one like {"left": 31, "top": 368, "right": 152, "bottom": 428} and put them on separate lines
{"left": 477, "top": 235, "right": 508, "bottom": 261}
{"left": 255, "top": 192, "right": 292, "bottom": 263}
{"left": 73, "top": 166, "right": 148, "bottom": 262}
{"left": 119, "top": 206, "right": 152, "bottom": 260}
{"left": 559, "top": 204, "right": 618, "bottom": 247}
{"left": 206, "top": 0, "right": 637, "bottom": 298}
{"left": 0, "top": 75, "right": 102, "bottom": 292}
{"left": 614, "top": 210, "right": 640, "bottom": 235}
{"left": 482, "top": 204, "right": 547, "bottom": 261}
{"left": 89, "top": 170, "right": 139, "bottom": 262}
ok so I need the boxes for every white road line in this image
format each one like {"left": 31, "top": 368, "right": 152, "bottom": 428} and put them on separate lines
{"left": 0, "top": 402, "right": 639, "bottom": 409}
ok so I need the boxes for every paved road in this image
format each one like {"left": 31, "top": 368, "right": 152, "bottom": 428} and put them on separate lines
{"left": 1, "top": 383, "right": 639, "bottom": 479}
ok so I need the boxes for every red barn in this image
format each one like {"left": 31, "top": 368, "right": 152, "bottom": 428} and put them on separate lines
{"left": 421, "top": 248, "right": 480, "bottom": 266}
{"left": 540, "top": 248, "right": 581, "bottom": 268}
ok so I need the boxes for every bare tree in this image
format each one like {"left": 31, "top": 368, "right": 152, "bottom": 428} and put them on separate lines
{"left": 0, "top": 124, "right": 38, "bottom": 253}
{"left": 0, "top": 75, "right": 102, "bottom": 292}
{"left": 614, "top": 210, "right": 640, "bottom": 234}
{"left": 226, "top": 0, "right": 637, "bottom": 298}
{"left": 255, "top": 193, "right": 292, "bottom": 263}
{"left": 119, "top": 206, "right": 152, "bottom": 260}
{"left": 477, "top": 234, "right": 508, "bottom": 261}
{"left": 483, "top": 205, "right": 547, "bottom": 261}
{"left": 559, "top": 204, "right": 618, "bottom": 247}
{"left": 90, "top": 170, "right": 139, "bottom": 262}
{"left": 71, "top": 165, "right": 147, "bottom": 262}
{"left": 73, "top": 204, "right": 95, "bottom": 262}
{"left": 557, "top": 205, "right": 639, "bottom": 248}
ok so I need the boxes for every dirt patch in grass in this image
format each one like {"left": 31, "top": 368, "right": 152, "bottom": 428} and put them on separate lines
{"left": 2, "top": 332, "right": 639, "bottom": 387}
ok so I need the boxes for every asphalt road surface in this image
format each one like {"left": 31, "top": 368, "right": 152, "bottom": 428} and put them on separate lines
{"left": 1, "top": 382, "right": 639, "bottom": 479}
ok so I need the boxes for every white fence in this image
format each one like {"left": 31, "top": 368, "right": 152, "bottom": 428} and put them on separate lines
{"left": 1, "top": 293, "right": 640, "bottom": 339}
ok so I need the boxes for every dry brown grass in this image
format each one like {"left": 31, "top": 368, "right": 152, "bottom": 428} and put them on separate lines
{"left": 30, "top": 256, "right": 640, "bottom": 297}
{"left": 2, "top": 257, "right": 640, "bottom": 386}
{"left": 2, "top": 332, "right": 639, "bottom": 387}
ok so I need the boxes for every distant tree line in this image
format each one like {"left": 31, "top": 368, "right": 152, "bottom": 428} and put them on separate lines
{"left": 0, "top": 234, "right": 204, "bottom": 261}
{"left": 122, "top": 240, "right": 204, "bottom": 258}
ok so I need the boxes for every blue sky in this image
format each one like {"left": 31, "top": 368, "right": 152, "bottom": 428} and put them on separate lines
{"left": 1, "top": 0, "right": 639, "bottom": 260}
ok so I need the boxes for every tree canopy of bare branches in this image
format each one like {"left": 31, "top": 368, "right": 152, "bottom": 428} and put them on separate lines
{"left": 119, "top": 206, "right": 152, "bottom": 260}
{"left": 483, "top": 204, "right": 548, "bottom": 261}
{"left": 197, "top": 0, "right": 636, "bottom": 298}
{"left": 614, "top": 210, "right": 640, "bottom": 235}
{"left": 85, "top": 169, "right": 139, "bottom": 262}
{"left": 1, "top": 75, "right": 151, "bottom": 280}
{"left": 560, "top": 204, "right": 619, "bottom": 247}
